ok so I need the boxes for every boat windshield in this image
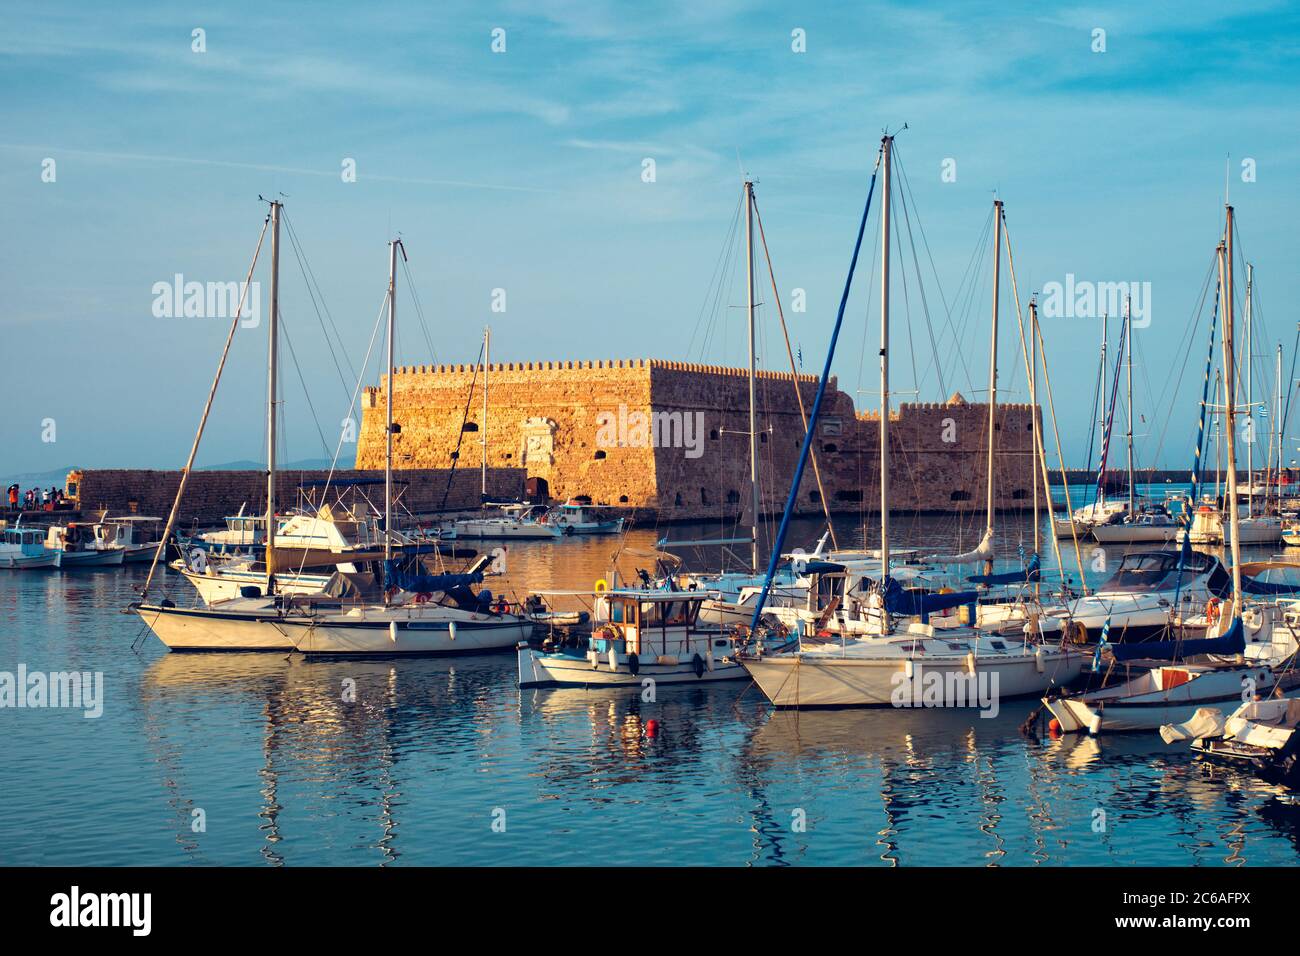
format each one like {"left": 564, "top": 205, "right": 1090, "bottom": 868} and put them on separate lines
{"left": 1099, "top": 551, "right": 1216, "bottom": 593}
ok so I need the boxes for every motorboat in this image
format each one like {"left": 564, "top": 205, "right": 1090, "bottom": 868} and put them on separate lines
{"left": 1090, "top": 510, "right": 1182, "bottom": 544}
{"left": 1035, "top": 549, "right": 1230, "bottom": 645}
{"left": 452, "top": 503, "right": 565, "bottom": 540}
{"left": 518, "top": 589, "right": 747, "bottom": 688}
{"left": 547, "top": 501, "right": 625, "bottom": 535}
{"left": 1165, "top": 695, "right": 1300, "bottom": 786}
{"left": 0, "top": 525, "right": 61, "bottom": 569}
{"left": 44, "top": 522, "right": 125, "bottom": 567}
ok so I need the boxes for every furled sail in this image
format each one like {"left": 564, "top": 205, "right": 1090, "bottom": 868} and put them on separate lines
{"left": 926, "top": 527, "right": 994, "bottom": 565}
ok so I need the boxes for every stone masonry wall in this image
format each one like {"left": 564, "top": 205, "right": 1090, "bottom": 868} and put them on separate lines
{"left": 355, "top": 359, "right": 1042, "bottom": 520}
{"left": 68, "top": 466, "right": 525, "bottom": 526}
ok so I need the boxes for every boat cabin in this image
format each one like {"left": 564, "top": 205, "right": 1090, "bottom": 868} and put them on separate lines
{"left": 593, "top": 590, "right": 710, "bottom": 658}
{"left": 2, "top": 527, "right": 50, "bottom": 555}
{"left": 1098, "top": 550, "right": 1228, "bottom": 595}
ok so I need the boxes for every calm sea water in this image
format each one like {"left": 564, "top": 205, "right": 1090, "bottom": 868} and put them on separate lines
{"left": 3, "top": 509, "right": 1300, "bottom": 866}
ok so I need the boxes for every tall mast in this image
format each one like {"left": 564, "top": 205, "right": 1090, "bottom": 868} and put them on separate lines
{"left": 1030, "top": 296, "right": 1040, "bottom": 559}
{"left": 879, "top": 135, "right": 893, "bottom": 588}
{"left": 744, "top": 180, "right": 760, "bottom": 572}
{"left": 265, "top": 200, "right": 281, "bottom": 594}
{"left": 984, "top": 199, "right": 1003, "bottom": 570}
{"left": 1098, "top": 314, "right": 1108, "bottom": 511}
{"left": 385, "top": 238, "right": 404, "bottom": 567}
{"left": 1221, "top": 208, "right": 1243, "bottom": 613}
{"left": 1125, "top": 295, "right": 1135, "bottom": 516}
{"left": 1245, "top": 262, "right": 1254, "bottom": 516}
{"left": 1277, "top": 340, "right": 1284, "bottom": 511}
{"left": 482, "top": 326, "right": 490, "bottom": 501}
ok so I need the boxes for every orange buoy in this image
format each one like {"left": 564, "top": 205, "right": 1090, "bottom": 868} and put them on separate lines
{"left": 1048, "top": 717, "right": 1062, "bottom": 737}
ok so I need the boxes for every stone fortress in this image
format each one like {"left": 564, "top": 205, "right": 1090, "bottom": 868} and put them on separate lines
{"left": 355, "top": 359, "right": 1041, "bottom": 520}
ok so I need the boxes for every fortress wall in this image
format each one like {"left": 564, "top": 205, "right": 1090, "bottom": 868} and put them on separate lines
{"left": 354, "top": 359, "right": 1042, "bottom": 517}
{"left": 68, "top": 466, "right": 525, "bottom": 526}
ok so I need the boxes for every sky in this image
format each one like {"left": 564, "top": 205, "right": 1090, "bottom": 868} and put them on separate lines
{"left": 2, "top": 1, "right": 1298, "bottom": 477}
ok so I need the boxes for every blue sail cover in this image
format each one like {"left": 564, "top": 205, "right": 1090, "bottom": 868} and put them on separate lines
{"left": 967, "top": 553, "right": 1041, "bottom": 586}
{"left": 1241, "top": 575, "right": 1300, "bottom": 595}
{"left": 882, "top": 578, "right": 979, "bottom": 615}
{"left": 384, "top": 559, "right": 483, "bottom": 594}
{"left": 1109, "top": 616, "right": 1244, "bottom": 662}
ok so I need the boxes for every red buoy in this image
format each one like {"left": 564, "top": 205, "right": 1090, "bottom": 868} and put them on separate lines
{"left": 1048, "top": 717, "right": 1062, "bottom": 737}
{"left": 646, "top": 719, "right": 660, "bottom": 738}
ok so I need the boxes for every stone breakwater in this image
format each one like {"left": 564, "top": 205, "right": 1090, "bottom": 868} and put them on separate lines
{"left": 64, "top": 466, "right": 525, "bottom": 525}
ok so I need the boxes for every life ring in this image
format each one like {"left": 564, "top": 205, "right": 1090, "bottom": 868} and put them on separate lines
{"left": 1206, "top": 597, "right": 1221, "bottom": 625}
{"left": 594, "top": 578, "right": 609, "bottom": 593}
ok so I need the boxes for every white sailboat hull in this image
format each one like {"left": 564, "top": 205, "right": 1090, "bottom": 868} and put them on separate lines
{"left": 179, "top": 566, "right": 331, "bottom": 606}
{"left": 1090, "top": 523, "right": 1181, "bottom": 544}
{"left": 133, "top": 604, "right": 293, "bottom": 651}
{"left": 742, "top": 648, "right": 1086, "bottom": 708}
{"left": 283, "top": 613, "right": 533, "bottom": 655}
{"left": 452, "top": 520, "right": 564, "bottom": 540}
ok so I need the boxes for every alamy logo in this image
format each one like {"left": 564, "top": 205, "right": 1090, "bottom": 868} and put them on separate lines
{"left": 595, "top": 404, "right": 705, "bottom": 459}
{"left": 1040, "top": 273, "right": 1151, "bottom": 328}
{"left": 50, "top": 886, "right": 151, "bottom": 936}
{"left": 890, "top": 664, "right": 1000, "bottom": 718}
{"left": 0, "top": 664, "right": 103, "bottom": 718}
{"left": 152, "top": 274, "right": 261, "bottom": 327}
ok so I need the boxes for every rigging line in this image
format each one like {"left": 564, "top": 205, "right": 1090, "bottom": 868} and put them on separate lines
{"left": 1000, "top": 211, "right": 1086, "bottom": 594}
{"left": 686, "top": 190, "right": 744, "bottom": 360}
{"left": 139, "top": 211, "right": 271, "bottom": 600}
{"left": 890, "top": 183, "right": 921, "bottom": 396}
{"left": 751, "top": 193, "right": 838, "bottom": 547}
{"left": 749, "top": 143, "right": 880, "bottom": 630}
{"left": 895, "top": 140, "right": 979, "bottom": 394}
{"left": 399, "top": 254, "right": 439, "bottom": 365}
{"left": 439, "top": 339, "right": 486, "bottom": 511}
{"left": 287, "top": 287, "right": 392, "bottom": 582}
{"left": 281, "top": 210, "right": 357, "bottom": 393}
{"left": 278, "top": 313, "right": 333, "bottom": 458}
{"left": 891, "top": 148, "right": 947, "bottom": 398}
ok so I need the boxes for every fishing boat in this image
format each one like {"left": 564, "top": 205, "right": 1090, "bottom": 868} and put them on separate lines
{"left": 44, "top": 522, "right": 125, "bottom": 567}
{"left": 547, "top": 501, "right": 624, "bottom": 535}
{"left": 182, "top": 506, "right": 265, "bottom": 554}
{"left": 518, "top": 589, "right": 746, "bottom": 687}
{"left": 0, "top": 524, "right": 61, "bottom": 569}
{"left": 100, "top": 516, "right": 165, "bottom": 562}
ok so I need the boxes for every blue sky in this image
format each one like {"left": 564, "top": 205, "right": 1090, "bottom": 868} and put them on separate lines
{"left": 2, "top": 1, "right": 1298, "bottom": 476}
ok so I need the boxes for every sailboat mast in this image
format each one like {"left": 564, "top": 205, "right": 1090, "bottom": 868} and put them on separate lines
{"left": 1220, "top": 208, "right": 1243, "bottom": 611}
{"left": 1277, "top": 341, "right": 1283, "bottom": 511}
{"left": 1245, "top": 262, "right": 1254, "bottom": 516}
{"left": 745, "top": 180, "right": 761, "bottom": 572}
{"left": 984, "top": 199, "right": 1002, "bottom": 560}
{"left": 879, "top": 135, "right": 893, "bottom": 584}
{"left": 482, "top": 326, "right": 490, "bottom": 500}
{"left": 1098, "top": 314, "right": 1108, "bottom": 511}
{"left": 1030, "top": 296, "right": 1040, "bottom": 558}
{"left": 1125, "top": 295, "right": 1135, "bottom": 516}
{"left": 265, "top": 200, "right": 281, "bottom": 593}
{"left": 385, "top": 239, "right": 398, "bottom": 566}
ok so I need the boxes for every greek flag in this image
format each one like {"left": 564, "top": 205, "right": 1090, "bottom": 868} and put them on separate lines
{"left": 1092, "top": 616, "right": 1112, "bottom": 671}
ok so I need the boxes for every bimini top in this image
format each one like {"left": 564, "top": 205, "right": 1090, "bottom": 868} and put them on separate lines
{"left": 1098, "top": 550, "right": 1229, "bottom": 596}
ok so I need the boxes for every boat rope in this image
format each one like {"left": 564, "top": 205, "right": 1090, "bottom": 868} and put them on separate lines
{"left": 750, "top": 192, "right": 837, "bottom": 549}
{"left": 748, "top": 141, "right": 881, "bottom": 632}
{"left": 138, "top": 209, "right": 271, "bottom": 601}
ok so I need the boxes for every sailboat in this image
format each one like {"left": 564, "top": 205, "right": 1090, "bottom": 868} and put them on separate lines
{"left": 132, "top": 207, "right": 527, "bottom": 653}
{"left": 739, "top": 136, "right": 1085, "bottom": 708}
{"left": 1046, "top": 207, "right": 1300, "bottom": 733}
